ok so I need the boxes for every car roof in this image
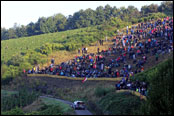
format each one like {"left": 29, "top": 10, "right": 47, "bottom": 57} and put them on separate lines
{"left": 74, "top": 101, "right": 84, "bottom": 103}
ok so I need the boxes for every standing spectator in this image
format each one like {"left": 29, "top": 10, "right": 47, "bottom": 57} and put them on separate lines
{"left": 23, "top": 69, "right": 26, "bottom": 75}
{"left": 82, "top": 47, "right": 84, "bottom": 54}
{"left": 86, "top": 47, "right": 88, "bottom": 54}
{"left": 101, "top": 40, "right": 104, "bottom": 46}
{"left": 78, "top": 48, "right": 80, "bottom": 55}
{"left": 105, "top": 36, "right": 108, "bottom": 42}
{"left": 51, "top": 58, "right": 55, "bottom": 65}
{"left": 97, "top": 48, "right": 100, "bottom": 54}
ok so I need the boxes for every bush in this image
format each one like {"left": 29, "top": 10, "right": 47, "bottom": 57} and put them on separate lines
{"left": 1, "top": 88, "right": 39, "bottom": 111}
{"left": 7, "top": 54, "right": 25, "bottom": 66}
{"left": 95, "top": 87, "right": 114, "bottom": 97}
{"left": 1, "top": 107, "right": 25, "bottom": 115}
{"left": 131, "top": 18, "right": 138, "bottom": 24}
{"left": 140, "top": 58, "right": 173, "bottom": 115}
{"left": 52, "top": 43, "right": 65, "bottom": 50}
{"left": 138, "top": 18, "right": 143, "bottom": 23}
{"left": 39, "top": 105, "right": 63, "bottom": 115}
{"left": 40, "top": 43, "right": 53, "bottom": 55}
{"left": 98, "top": 92, "right": 145, "bottom": 115}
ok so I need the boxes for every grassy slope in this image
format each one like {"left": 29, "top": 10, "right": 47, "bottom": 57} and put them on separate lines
{"left": 1, "top": 26, "right": 100, "bottom": 62}
{"left": 1, "top": 90, "right": 19, "bottom": 97}
{"left": 1, "top": 89, "right": 74, "bottom": 115}
{"left": 22, "top": 97, "right": 75, "bottom": 115}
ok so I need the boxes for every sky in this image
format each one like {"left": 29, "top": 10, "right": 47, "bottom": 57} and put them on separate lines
{"left": 1, "top": 1, "right": 163, "bottom": 29}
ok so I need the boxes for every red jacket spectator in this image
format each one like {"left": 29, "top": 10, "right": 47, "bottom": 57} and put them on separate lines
{"left": 151, "top": 30, "right": 154, "bottom": 34}
{"left": 148, "top": 38, "right": 151, "bottom": 42}
{"left": 59, "top": 66, "right": 62, "bottom": 70}
{"left": 93, "top": 64, "right": 96, "bottom": 69}
{"left": 117, "top": 72, "right": 120, "bottom": 77}
{"left": 23, "top": 69, "right": 26, "bottom": 74}
{"left": 89, "top": 55, "right": 92, "bottom": 59}
{"left": 137, "top": 49, "right": 141, "bottom": 53}
{"left": 50, "top": 68, "right": 53, "bottom": 72}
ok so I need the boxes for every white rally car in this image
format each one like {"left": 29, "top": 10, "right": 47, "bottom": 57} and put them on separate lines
{"left": 71, "top": 101, "right": 86, "bottom": 110}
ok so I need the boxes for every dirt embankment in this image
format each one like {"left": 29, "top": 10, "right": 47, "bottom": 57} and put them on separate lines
{"left": 28, "top": 76, "right": 117, "bottom": 89}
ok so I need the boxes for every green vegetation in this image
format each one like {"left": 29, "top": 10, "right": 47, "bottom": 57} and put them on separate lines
{"left": 130, "top": 57, "right": 173, "bottom": 115}
{"left": 98, "top": 92, "right": 144, "bottom": 115}
{"left": 1, "top": 90, "right": 19, "bottom": 97}
{"left": 1, "top": 89, "right": 74, "bottom": 115}
{"left": 40, "top": 97, "right": 74, "bottom": 114}
{"left": 1, "top": 107, "right": 25, "bottom": 115}
{"left": 28, "top": 105, "right": 64, "bottom": 115}
{"left": 1, "top": 88, "right": 39, "bottom": 112}
{"left": 95, "top": 86, "right": 115, "bottom": 97}
{"left": 1, "top": 104, "right": 71, "bottom": 115}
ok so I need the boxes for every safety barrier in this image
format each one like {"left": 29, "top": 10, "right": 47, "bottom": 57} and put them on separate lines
{"left": 27, "top": 74, "right": 122, "bottom": 81}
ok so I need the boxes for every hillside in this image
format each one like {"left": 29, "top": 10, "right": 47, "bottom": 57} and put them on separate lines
{"left": 1, "top": 26, "right": 104, "bottom": 62}
{"left": 1, "top": 8, "right": 173, "bottom": 115}
{"left": 1, "top": 12, "right": 170, "bottom": 83}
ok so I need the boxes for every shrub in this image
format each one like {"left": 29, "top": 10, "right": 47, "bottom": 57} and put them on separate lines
{"left": 95, "top": 87, "right": 114, "bottom": 97}
{"left": 52, "top": 43, "right": 65, "bottom": 50}
{"left": 140, "top": 58, "right": 173, "bottom": 115}
{"left": 7, "top": 54, "right": 25, "bottom": 66}
{"left": 1, "top": 107, "right": 25, "bottom": 115}
{"left": 40, "top": 43, "right": 53, "bottom": 55}
{"left": 98, "top": 92, "right": 144, "bottom": 115}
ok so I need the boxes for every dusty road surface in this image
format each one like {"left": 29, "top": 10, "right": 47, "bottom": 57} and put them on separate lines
{"left": 75, "top": 109, "right": 92, "bottom": 115}
{"left": 40, "top": 96, "right": 93, "bottom": 115}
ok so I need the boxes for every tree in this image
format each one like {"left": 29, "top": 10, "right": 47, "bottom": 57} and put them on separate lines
{"left": 158, "top": 1, "right": 173, "bottom": 16}
{"left": 15, "top": 25, "right": 27, "bottom": 38}
{"left": 26, "top": 22, "right": 35, "bottom": 36}
{"left": 1, "top": 28, "right": 9, "bottom": 40}
{"left": 104, "top": 4, "right": 112, "bottom": 21}
{"left": 95, "top": 6, "right": 105, "bottom": 25}
{"left": 35, "top": 17, "right": 49, "bottom": 34}
{"left": 8, "top": 28, "right": 17, "bottom": 39}
{"left": 54, "top": 13, "right": 67, "bottom": 31}
{"left": 46, "top": 16, "right": 57, "bottom": 33}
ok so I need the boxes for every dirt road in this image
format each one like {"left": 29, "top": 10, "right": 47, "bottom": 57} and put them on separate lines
{"left": 40, "top": 96, "right": 92, "bottom": 115}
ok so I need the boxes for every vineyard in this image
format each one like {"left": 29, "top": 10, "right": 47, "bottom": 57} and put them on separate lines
{"left": 1, "top": 26, "right": 105, "bottom": 62}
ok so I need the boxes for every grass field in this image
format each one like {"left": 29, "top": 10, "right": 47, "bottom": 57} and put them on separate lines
{"left": 1, "top": 25, "right": 110, "bottom": 63}
{"left": 40, "top": 97, "right": 74, "bottom": 113}
{"left": 1, "top": 90, "right": 19, "bottom": 97}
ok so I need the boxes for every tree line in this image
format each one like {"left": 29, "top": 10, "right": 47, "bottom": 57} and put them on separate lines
{"left": 1, "top": 1, "right": 173, "bottom": 40}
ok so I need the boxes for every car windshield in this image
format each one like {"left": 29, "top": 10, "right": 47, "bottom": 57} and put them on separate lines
{"left": 76, "top": 102, "right": 85, "bottom": 105}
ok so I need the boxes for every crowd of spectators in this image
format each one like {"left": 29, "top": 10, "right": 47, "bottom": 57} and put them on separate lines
{"left": 28, "top": 17, "right": 173, "bottom": 82}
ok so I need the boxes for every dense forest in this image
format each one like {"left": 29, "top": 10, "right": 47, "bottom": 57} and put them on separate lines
{"left": 1, "top": 1, "right": 173, "bottom": 40}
